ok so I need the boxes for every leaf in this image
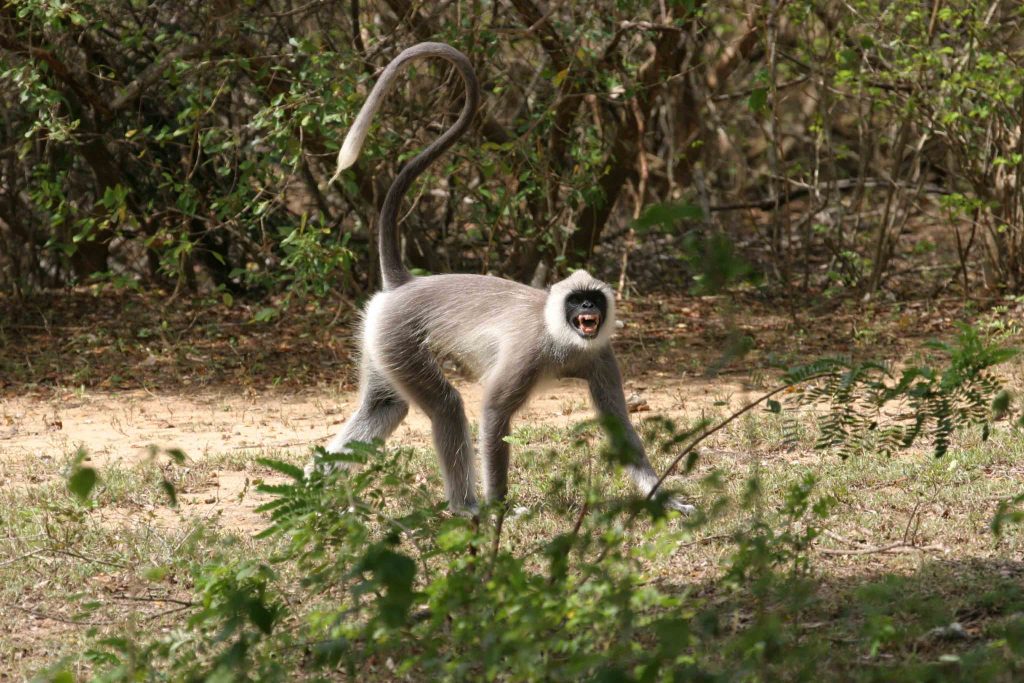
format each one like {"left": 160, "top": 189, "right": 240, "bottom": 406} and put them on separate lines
{"left": 253, "top": 307, "right": 278, "bottom": 323}
{"left": 248, "top": 599, "right": 278, "bottom": 635}
{"left": 593, "top": 666, "right": 632, "bottom": 683}
{"left": 767, "top": 399, "right": 782, "bottom": 414}
{"left": 143, "top": 565, "right": 169, "bottom": 581}
{"left": 165, "top": 448, "right": 187, "bottom": 464}
{"left": 633, "top": 201, "right": 704, "bottom": 233}
{"left": 68, "top": 466, "right": 97, "bottom": 502}
{"left": 748, "top": 87, "right": 768, "bottom": 112}
{"left": 992, "top": 389, "right": 1011, "bottom": 417}
{"left": 360, "top": 546, "right": 416, "bottom": 627}
{"left": 254, "top": 483, "right": 295, "bottom": 496}
{"left": 257, "top": 457, "right": 304, "bottom": 480}
{"left": 161, "top": 479, "right": 178, "bottom": 507}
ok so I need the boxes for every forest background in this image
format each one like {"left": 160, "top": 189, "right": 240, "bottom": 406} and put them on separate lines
{"left": 3, "top": 1, "right": 1024, "bottom": 680}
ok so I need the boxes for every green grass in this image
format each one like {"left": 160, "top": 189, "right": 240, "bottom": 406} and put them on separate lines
{"left": 2, "top": 405, "right": 1023, "bottom": 680}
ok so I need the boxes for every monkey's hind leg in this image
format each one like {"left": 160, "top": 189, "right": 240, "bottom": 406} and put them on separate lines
{"left": 314, "top": 362, "right": 409, "bottom": 472}
{"left": 380, "top": 346, "right": 477, "bottom": 513}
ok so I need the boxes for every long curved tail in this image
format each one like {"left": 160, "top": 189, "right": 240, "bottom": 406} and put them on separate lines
{"left": 333, "top": 42, "right": 479, "bottom": 291}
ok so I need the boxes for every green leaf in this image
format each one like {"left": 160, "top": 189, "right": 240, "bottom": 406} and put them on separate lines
{"left": 992, "top": 389, "right": 1011, "bottom": 417}
{"left": 161, "top": 479, "right": 178, "bottom": 507}
{"left": 360, "top": 546, "right": 416, "bottom": 627}
{"left": 68, "top": 466, "right": 97, "bottom": 502}
{"left": 748, "top": 87, "right": 768, "bottom": 112}
{"left": 633, "top": 201, "right": 703, "bottom": 233}
{"left": 248, "top": 599, "right": 277, "bottom": 635}
{"left": 166, "top": 448, "right": 187, "bottom": 464}
{"left": 257, "top": 457, "right": 305, "bottom": 480}
{"left": 767, "top": 399, "right": 782, "bottom": 414}
{"left": 253, "top": 307, "right": 278, "bottom": 323}
{"left": 254, "top": 483, "right": 296, "bottom": 496}
{"left": 143, "top": 565, "right": 169, "bottom": 581}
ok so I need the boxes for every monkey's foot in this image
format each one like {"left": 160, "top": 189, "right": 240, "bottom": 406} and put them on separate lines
{"left": 303, "top": 458, "right": 345, "bottom": 479}
{"left": 666, "top": 497, "right": 697, "bottom": 515}
{"left": 447, "top": 500, "right": 480, "bottom": 518}
{"left": 508, "top": 506, "right": 530, "bottom": 521}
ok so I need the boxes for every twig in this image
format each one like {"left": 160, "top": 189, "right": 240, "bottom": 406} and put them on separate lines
{"left": 708, "top": 178, "right": 950, "bottom": 213}
{"left": 112, "top": 594, "right": 195, "bottom": 607}
{"left": 6, "top": 603, "right": 113, "bottom": 626}
{"left": 817, "top": 542, "right": 944, "bottom": 556}
{"left": 483, "top": 506, "right": 507, "bottom": 581}
{"left": 820, "top": 529, "right": 943, "bottom": 556}
{"left": 145, "top": 604, "right": 194, "bottom": 621}
{"left": 676, "top": 533, "right": 731, "bottom": 549}
{"left": 46, "top": 548, "right": 127, "bottom": 569}
{"left": 232, "top": 437, "right": 329, "bottom": 450}
{"left": 647, "top": 375, "right": 829, "bottom": 501}
{"left": 0, "top": 548, "right": 43, "bottom": 568}
{"left": 902, "top": 499, "right": 922, "bottom": 545}
{"left": 711, "top": 76, "right": 809, "bottom": 101}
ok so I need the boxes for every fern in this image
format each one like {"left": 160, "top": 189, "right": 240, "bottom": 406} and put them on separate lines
{"left": 788, "top": 324, "right": 1017, "bottom": 459}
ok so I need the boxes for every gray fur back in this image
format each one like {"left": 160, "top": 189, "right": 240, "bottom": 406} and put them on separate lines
{"left": 364, "top": 274, "right": 548, "bottom": 379}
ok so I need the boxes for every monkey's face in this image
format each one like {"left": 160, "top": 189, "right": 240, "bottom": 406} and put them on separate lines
{"left": 564, "top": 290, "right": 608, "bottom": 339}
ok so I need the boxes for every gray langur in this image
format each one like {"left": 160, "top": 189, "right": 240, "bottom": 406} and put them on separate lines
{"left": 316, "top": 42, "right": 692, "bottom": 514}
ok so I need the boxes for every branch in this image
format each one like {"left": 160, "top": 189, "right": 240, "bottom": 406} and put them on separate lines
{"left": 708, "top": 178, "right": 952, "bottom": 213}
{"left": 0, "top": 32, "right": 111, "bottom": 118}
{"left": 646, "top": 374, "right": 829, "bottom": 501}
{"left": 109, "top": 43, "right": 207, "bottom": 112}
{"left": 508, "top": 0, "right": 569, "bottom": 70}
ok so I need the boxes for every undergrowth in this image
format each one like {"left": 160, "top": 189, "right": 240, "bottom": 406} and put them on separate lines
{"left": 25, "top": 326, "right": 1024, "bottom": 681}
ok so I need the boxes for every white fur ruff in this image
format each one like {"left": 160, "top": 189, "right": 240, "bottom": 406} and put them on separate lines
{"left": 543, "top": 270, "right": 616, "bottom": 351}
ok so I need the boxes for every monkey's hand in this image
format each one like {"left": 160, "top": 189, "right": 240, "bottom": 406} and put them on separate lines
{"left": 665, "top": 497, "right": 697, "bottom": 515}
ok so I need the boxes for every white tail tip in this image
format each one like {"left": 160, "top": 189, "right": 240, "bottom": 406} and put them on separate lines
{"left": 337, "top": 137, "right": 360, "bottom": 171}
{"left": 329, "top": 129, "right": 365, "bottom": 185}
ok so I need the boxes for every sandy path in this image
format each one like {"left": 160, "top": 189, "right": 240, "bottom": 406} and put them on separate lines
{"left": 0, "top": 373, "right": 751, "bottom": 539}
{"left": 0, "top": 374, "right": 748, "bottom": 471}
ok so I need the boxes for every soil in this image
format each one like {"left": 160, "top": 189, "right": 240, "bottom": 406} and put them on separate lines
{"left": 0, "top": 375, "right": 752, "bottom": 530}
{"left": 0, "top": 286, "right": 1011, "bottom": 532}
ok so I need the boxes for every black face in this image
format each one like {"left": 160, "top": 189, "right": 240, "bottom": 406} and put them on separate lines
{"left": 564, "top": 289, "right": 608, "bottom": 339}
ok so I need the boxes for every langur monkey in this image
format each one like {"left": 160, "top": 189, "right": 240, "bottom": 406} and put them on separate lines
{"left": 317, "top": 42, "right": 692, "bottom": 514}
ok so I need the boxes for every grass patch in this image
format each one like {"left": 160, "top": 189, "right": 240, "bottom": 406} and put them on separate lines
{"left": 2, "top": 408, "right": 1022, "bottom": 679}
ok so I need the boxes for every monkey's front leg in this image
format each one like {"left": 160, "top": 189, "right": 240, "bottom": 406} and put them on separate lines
{"left": 585, "top": 348, "right": 695, "bottom": 514}
{"left": 479, "top": 363, "right": 538, "bottom": 504}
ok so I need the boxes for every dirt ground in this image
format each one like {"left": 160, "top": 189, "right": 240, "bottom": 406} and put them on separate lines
{"left": 3, "top": 289, "right": 1024, "bottom": 679}
{"left": 0, "top": 287, "right": 1010, "bottom": 532}
{"left": 0, "top": 375, "right": 751, "bottom": 532}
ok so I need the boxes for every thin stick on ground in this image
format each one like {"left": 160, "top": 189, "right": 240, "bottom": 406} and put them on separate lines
{"left": 646, "top": 374, "right": 829, "bottom": 501}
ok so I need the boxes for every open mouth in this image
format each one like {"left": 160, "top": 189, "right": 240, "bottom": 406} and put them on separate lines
{"left": 574, "top": 312, "right": 601, "bottom": 337}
